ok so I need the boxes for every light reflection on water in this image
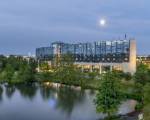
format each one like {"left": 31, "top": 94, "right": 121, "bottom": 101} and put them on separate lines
{"left": 0, "top": 84, "right": 136, "bottom": 120}
{"left": 49, "top": 98, "right": 57, "bottom": 108}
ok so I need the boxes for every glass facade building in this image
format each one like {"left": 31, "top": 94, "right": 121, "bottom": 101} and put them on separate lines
{"left": 36, "top": 47, "right": 53, "bottom": 60}
{"left": 36, "top": 40, "right": 130, "bottom": 63}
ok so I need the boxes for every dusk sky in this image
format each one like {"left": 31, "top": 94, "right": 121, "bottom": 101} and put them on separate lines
{"left": 0, "top": 0, "right": 149, "bottom": 55}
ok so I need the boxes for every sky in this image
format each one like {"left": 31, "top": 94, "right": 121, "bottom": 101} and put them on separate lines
{"left": 0, "top": 0, "right": 150, "bottom": 55}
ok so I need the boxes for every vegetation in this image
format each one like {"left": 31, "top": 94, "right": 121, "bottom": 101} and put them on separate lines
{"left": 133, "top": 64, "right": 150, "bottom": 120}
{"left": 0, "top": 55, "right": 37, "bottom": 84}
{"left": 143, "top": 83, "right": 150, "bottom": 120}
{"left": 1, "top": 54, "right": 150, "bottom": 119}
{"left": 36, "top": 54, "right": 100, "bottom": 89}
{"left": 0, "top": 54, "right": 98, "bottom": 88}
{"left": 94, "top": 72, "right": 124, "bottom": 118}
{"left": 134, "top": 64, "right": 150, "bottom": 85}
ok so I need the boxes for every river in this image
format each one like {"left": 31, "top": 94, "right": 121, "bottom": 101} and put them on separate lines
{"left": 0, "top": 84, "right": 137, "bottom": 120}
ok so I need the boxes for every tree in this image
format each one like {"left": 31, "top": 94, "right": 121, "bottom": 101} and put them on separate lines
{"left": 0, "top": 55, "right": 37, "bottom": 84}
{"left": 40, "top": 61, "right": 50, "bottom": 71}
{"left": 3, "top": 64, "right": 15, "bottom": 83}
{"left": 143, "top": 83, "right": 150, "bottom": 120}
{"left": 123, "top": 72, "right": 132, "bottom": 81}
{"left": 94, "top": 72, "right": 124, "bottom": 118}
{"left": 144, "top": 83, "right": 150, "bottom": 105}
{"left": 0, "top": 55, "right": 7, "bottom": 72}
{"left": 134, "top": 64, "right": 150, "bottom": 85}
{"left": 133, "top": 64, "right": 150, "bottom": 112}
{"left": 53, "top": 53, "right": 78, "bottom": 84}
{"left": 20, "top": 65, "right": 35, "bottom": 83}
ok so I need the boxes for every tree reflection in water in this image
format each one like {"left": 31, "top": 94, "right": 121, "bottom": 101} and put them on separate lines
{"left": 5, "top": 85, "right": 15, "bottom": 99}
{"left": 0, "top": 85, "right": 3, "bottom": 102}
{"left": 0, "top": 84, "right": 93, "bottom": 119}
{"left": 1, "top": 82, "right": 86, "bottom": 117}
{"left": 55, "top": 86, "right": 85, "bottom": 117}
{"left": 40, "top": 86, "right": 57, "bottom": 101}
{"left": 16, "top": 84, "right": 38, "bottom": 100}
{"left": 0, "top": 84, "right": 138, "bottom": 120}
{"left": 40, "top": 85, "right": 86, "bottom": 117}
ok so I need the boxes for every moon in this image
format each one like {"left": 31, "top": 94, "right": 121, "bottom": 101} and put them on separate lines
{"left": 99, "top": 19, "right": 106, "bottom": 26}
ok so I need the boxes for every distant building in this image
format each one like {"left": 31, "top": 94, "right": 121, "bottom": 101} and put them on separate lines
{"left": 36, "top": 47, "right": 53, "bottom": 60}
{"left": 137, "top": 55, "right": 150, "bottom": 68}
{"left": 36, "top": 39, "right": 136, "bottom": 74}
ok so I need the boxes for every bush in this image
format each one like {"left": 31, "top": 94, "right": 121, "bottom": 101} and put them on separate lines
{"left": 135, "top": 102, "right": 143, "bottom": 111}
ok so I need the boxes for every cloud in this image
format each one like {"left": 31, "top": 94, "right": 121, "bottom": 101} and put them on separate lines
{"left": 0, "top": 0, "right": 150, "bottom": 55}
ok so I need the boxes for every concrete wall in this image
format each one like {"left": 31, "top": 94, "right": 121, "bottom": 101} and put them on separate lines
{"left": 122, "top": 40, "right": 136, "bottom": 74}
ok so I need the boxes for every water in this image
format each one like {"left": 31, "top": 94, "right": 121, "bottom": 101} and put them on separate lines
{"left": 0, "top": 84, "right": 136, "bottom": 120}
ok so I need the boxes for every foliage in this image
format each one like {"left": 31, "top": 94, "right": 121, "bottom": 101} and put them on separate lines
{"left": 17, "top": 65, "right": 35, "bottom": 83}
{"left": 143, "top": 83, "right": 150, "bottom": 120}
{"left": 123, "top": 72, "right": 132, "bottom": 81}
{"left": 131, "top": 83, "right": 143, "bottom": 102}
{"left": 144, "top": 83, "right": 150, "bottom": 105}
{"left": 134, "top": 64, "right": 150, "bottom": 85}
{"left": 0, "top": 55, "right": 37, "bottom": 84}
{"left": 39, "top": 61, "right": 51, "bottom": 71}
{"left": 112, "top": 70, "right": 132, "bottom": 81}
{"left": 94, "top": 72, "right": 124, "bottom": 117}
{"left": 2, "top": 64, "right": 15, "bottom": 83}
{"left": 53, "top": 54, "right": 84, "bottom": 86}
{"left": 132, "top": 63, "right": 150, "bottom": 113}
{"left": 144, "top": 105, "right": 150, "bottom": 120}
{"left": 35, "top": 72, "right": 54, "bottom": 82}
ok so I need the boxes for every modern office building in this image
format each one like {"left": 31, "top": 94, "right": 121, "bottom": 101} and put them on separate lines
{"left": 36, "top": 47, "right": 53, "bottom": 60}
{"left": 36, "top": 39, "right": 136, "bottom": 74}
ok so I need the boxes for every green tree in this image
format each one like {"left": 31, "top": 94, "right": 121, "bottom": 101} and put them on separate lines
{"left": 0, "top": 55, "right": 37, "bottom": 84}
{"left": 53, "top": 53, "right": 78, "bottom": 84}
{"left": 123, "top": 72, "right": 132, "bottom": 81}
{"left": 144, "top": 83, "right": 150, "bottom": 105}
{"left": 20, "top": 65, "right": 35, "bottom": 83}
{"left": 40, "top": 61, "right": 50, "bottom": 71}
{"left": 134, "top": 64, "right": 150, "bottom": 85}
{"left": 3, "top": 64, "right": 15, "bottom": 83}
{"left": 133, "top": 63, "right": 150, "bottom": 111}
{"left": 143, "top": 83, "right": 150, "bottom": 120}
{"left": 0, "top": 55, "right": 7, "bottom": 72}
{"left": 94, "top": 72, "right": 124, "bottom": 118}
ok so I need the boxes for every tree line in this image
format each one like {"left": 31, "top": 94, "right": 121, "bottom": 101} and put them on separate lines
{"left": 0, "top": 54, "right": 149, "bottom": 119}
{"left": 0, "top": 55, "right": 37, "bottom": 84}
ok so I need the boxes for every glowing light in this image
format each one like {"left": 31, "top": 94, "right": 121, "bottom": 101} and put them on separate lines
{"left": 99, "top": 19, "right": 106, "bottom": 26}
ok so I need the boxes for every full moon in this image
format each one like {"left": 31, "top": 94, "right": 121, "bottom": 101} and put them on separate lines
{"left": 99, "top": 19, "right": 106, "bottom": 26}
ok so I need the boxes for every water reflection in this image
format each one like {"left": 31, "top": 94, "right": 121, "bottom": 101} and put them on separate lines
{"left": 40, "top": 86, "right": 57, "bottom": 100}
{"left": 55, "top": 87, "right": 85, "bottom": 117}
{"left": 16, "top": 85, "right": 37, "bottom": 100}
{"left": 0, "top": 85, "right": 3, "bottom": 102}
{"left": 40, "top": 85, "right": 85, "bottom": 117}
{"left": 3, "top": 84, "right": 87, "bottom": 117}
{"left": 5, "top": 85, "right": 15, "bottom": 99}
{"left": 0, "top": 84, "right": 137, "bottom": 120}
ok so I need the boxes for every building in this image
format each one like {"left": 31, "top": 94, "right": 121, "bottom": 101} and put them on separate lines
{"left": 36, "top": 47, "right": 53, "bottom": 60}
{"left": 36, "top": 39, "right": 136, "bottom": 74}
{"left": 137, "top": 55, "right": 150, "bottom": 68}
